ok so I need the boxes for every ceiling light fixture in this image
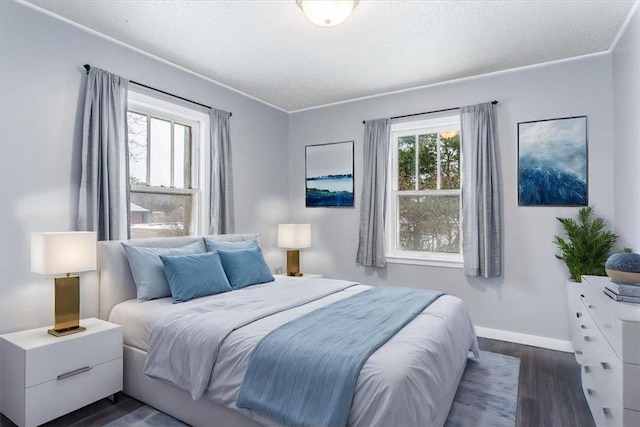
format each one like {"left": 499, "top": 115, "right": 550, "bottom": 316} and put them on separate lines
{"left": 296, "top": 0, "right": 359, "bottom": 27}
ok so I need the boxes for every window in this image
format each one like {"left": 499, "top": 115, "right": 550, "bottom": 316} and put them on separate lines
{"left": 127, "top": 92, "right": 207, "bottom": 239}
{"left": 387, "top": 114, "right": 462, "bottom": 267}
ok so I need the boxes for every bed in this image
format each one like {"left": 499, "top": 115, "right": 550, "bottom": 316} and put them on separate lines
{"left": 98, "top": 234, "right": 478, "bottom": 427}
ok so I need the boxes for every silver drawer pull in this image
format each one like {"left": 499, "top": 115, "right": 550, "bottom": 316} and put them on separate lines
{"left": 580, "top": 324, "right": 587, "bottom": 329}
{"left": 601, "top": 362, "right": 611, "bottom": 370}
{"left": 583, "top": 336, "right": 591, "bottom": 342}
{"left": 587, "top": 388, "right": 596, "bottom": 396}
{"left": 602, "top": 408, "right": 612, "bottom": 419}
{"left": 57, "top": 366, "right": 92, "bottom": 380}
{"left": 584, "top": 365, "right": 591, "bottom": 374}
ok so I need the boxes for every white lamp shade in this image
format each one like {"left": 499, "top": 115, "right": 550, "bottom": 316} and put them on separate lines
{"left": 277, "top": 224, "right": 311, "bottom": 249}
{"left": 296, "top": 0, "right": 359, "bottom": 27}
{"left": 31, "top": 231, "right": 97, "bottom": 275}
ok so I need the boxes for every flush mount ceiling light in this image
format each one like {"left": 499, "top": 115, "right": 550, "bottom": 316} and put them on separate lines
{"left": 296, "top": 0, "right": 360, "bottom": 27}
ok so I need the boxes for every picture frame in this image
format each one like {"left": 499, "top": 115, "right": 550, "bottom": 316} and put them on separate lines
{"left": 518, "top": 116, "right": 588, "bottom": 207}
{"left": 305, "top": 141, "right": 354, "bottom": 208}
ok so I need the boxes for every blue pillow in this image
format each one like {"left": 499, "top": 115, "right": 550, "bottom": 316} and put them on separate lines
{"left": 217, "top": 247, "right": 274, "bottom": 290}
{"left": 160, "top": 252, "right": 232, "bottom": 303}
{"left": 203, "top": 237, "right": 258, "bottom": 253}
{"left": 122, "top": 240, "right": 205, "bottom": 301}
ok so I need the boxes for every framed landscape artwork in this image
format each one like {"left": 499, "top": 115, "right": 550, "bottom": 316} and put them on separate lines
{"left": 305, "top": 141, "right": 354, "bottom": 207}
{"left": 518, "top": 116, "right": 588, "bottom": 206}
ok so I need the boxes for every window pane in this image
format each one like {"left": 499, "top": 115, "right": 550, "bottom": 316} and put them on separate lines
{"left": 439, "top": 130, "right": 460, "bottom": 189}
{"left": 398, "top": 194, "right": 460, "bottom": 253}
{"left": 129, "top": 192, "right": 193, "bottom": 239}
{"left": 397, "top": 135, "right": 416, "bottom": 191}
{"left": 149, "top": 118, "right": 171, "bottom": 187}
{"left": 127, "top": 112, "right": 147, "bottom": 185}
{"left": 173, "top": 124, "right": 191, "bottom": 189}
{"left": 418, "top": 133, "right": 437, "bottom": 190}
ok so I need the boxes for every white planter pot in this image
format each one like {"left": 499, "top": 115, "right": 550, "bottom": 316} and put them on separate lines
{"left": 566, "top": 279, "right": 585, "bottom": 364}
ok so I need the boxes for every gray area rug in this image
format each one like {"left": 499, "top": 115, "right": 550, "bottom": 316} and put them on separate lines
{"left": 106, "top": 350, "right": 519, "bottom": 427}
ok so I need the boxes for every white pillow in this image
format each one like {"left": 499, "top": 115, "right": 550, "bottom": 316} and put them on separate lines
{"left": 122, "top": 240, "right": 205, "bottom": 301}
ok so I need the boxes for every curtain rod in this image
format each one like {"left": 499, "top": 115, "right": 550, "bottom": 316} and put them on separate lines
{"left": 83, "top": 64, "right": 232, "bottom": 117}
{"left": 362, "top": 100, "right": 498, "bottom": 124}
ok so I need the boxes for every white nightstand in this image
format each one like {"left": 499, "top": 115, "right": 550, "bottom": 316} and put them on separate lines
{"left": 0, "top": 318, "right": 123, "bottom": 427}
{"left": 275, "top": 274, "right": 323, "bottom": 279}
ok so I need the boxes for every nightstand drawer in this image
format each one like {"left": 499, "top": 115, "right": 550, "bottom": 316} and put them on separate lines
{"left": 25, "top": 357, "right": 122, "bottom": 427}
{"left": 25, "top": 326, "right": 122, "bottom": 387}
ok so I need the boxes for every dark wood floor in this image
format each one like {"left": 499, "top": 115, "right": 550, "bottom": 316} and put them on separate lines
{"left": 1, "top": 338, "right": 594, "bottom": 427}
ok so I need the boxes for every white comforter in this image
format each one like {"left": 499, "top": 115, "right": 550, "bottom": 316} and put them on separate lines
{"left": 110, "top": 277, "right": 479, "bottom": 427}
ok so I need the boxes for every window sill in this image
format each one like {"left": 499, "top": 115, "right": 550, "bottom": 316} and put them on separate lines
{"left": 385, "top": 254, "right": 464, "bottom": 269}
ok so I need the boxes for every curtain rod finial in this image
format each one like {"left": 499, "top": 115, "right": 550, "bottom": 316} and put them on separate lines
{"left": 83, "top": 64, "right": 91, "bottom": 73}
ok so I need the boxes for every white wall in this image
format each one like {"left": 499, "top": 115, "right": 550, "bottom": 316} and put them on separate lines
{"left": 612, "top": 6, "right": 640, "bottom": 250}
{"left": 288, "top": 54, "right": 615, "bottom": 342}
{"left": 0, "top": 1, "right": 290, "bottom": 334}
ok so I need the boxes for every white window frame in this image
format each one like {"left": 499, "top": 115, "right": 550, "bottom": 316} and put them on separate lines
{"left": 386, "top": 114, "right": 463, "bottom": 268}
{"left": 127, "top": 90, "right": 210, "bottom": 236}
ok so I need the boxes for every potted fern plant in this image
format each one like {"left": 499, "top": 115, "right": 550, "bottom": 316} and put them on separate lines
{"left": 554, "top": 206, "right": 617, "bottom": 282}
{"left": 555, "top": 206, "right": 617, "bottom": 363}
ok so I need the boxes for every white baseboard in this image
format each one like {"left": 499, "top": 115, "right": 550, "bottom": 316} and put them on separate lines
{"left": 475, "top": 326, "right": 574, "bottom": 353}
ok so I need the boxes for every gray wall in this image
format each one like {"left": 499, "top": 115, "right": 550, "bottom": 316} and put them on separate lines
{"left": 0, "top": 1, "right": 290, "bottom": 334}
{"left": 289, "top": 55, "right": 615, "bottom": 342}
{"left": 612, "top": 7, "right": 640, "bottom": 250}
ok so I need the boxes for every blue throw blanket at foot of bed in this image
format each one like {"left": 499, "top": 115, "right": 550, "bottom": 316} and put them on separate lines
{"left": 236, "top": 286, "right": 444, "bottom": 427}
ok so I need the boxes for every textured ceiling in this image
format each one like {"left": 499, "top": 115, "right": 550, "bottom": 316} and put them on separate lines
{"left": 25, "top": 0, "right": 635, "bottom": 112}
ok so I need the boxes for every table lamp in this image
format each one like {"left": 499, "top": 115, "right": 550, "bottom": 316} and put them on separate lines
{"left": 31, "top": 231, "right": 97, "bottom": 337}
{"left": 277, "top": 224, "right": 311, "bottom": 277}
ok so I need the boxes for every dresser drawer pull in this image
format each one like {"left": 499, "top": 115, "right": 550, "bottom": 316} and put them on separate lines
{"left": 580, "top": 324, "right": 587, "bottom": 329}
{"left": 588, "top": 304, "right": 594, "bottom": 309}
{"left": 583, "top": 336, "right": 591, "bottom": 342}
{"left": 575, "top": 350, "right": 583, "bottom": 355}
{"left": 602, "top": 408, "right": 612, "bottom": 419}
{"left": 580, "top": 294, "right": 585, "bottom": 298}
{"left": 584, "top": 365, "right": 590, "bottom": 374}
{"left": 57, "top": 366, "right": 92, "bottom": 380}
{"left": 587, "top": 388, "right": 595, "bottom": 396}
{"left": 600, "top": 362, "right": 611, "bottom": 370}
{"left": 576, "top": 312, "right": 582, "bottom": 318}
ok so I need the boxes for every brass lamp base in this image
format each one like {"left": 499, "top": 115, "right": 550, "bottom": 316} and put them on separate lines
{"left": 48, "top": 275, "right": 84, "bottom": 337}
{"left": 286, "top": 249, "right": 303, "bottom": 277}
{"left": 48, "top": 326, "right": 86, "bottom": 337}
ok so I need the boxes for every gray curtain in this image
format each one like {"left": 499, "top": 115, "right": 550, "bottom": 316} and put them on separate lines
{"left": 78, "top": 67, "right": 130, "bottom": 241}
{"left": 209, "top": 108, "right": 235, "bottom": 234}
{"left": 356, "top": 119, "right": 391, "bottom": 267}
{"left": 460, "top": 102, "right": 501, "bottom": 277}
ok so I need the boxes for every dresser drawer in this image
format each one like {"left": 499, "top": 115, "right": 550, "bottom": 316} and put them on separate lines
{"left": 24, "top": 357, "right": 122, "bottom": 427}
{"left": 581, "top": 287, "right": 614, "bottom": 344}
{"left": 624, "top": 362, "right": 640, "bottom": 411}
{"left": 582, "top": 376, "right": 623, "bottom": 427}
{"left": 586, "top": 334, "right": 623, "bottom": 405}
{"left": 624, "top": 409, "right": 640, "bottom": 427}
{"left": 25, "top": 326, "right": 122, "bottom": 387}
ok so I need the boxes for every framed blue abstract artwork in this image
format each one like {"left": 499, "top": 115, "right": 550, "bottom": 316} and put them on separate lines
{"left": 518, "top": 116, "right": 588, "bottom": 206}
{"left": 305, "top": 141, "right": 354, "bottom": 207}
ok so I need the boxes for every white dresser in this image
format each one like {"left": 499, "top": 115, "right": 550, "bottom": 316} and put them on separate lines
{"left": 0, "top": 318, "right": 123, "bottom": 427}
{"left": 573, "top": 276, "right": 640, "bottom": 427}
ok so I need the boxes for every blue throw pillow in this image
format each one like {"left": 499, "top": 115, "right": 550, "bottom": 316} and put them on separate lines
{"left": 203, "top": 237, "right": 259, "bottom": 253}
{"left": 217, "top": 247, "right": 274, "bottom": 290}
{"left": 122, "top": 240, "right": 205, "bottom": 301}
{"left": 160, "top": 252, "right": 232, "bottom": 303}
